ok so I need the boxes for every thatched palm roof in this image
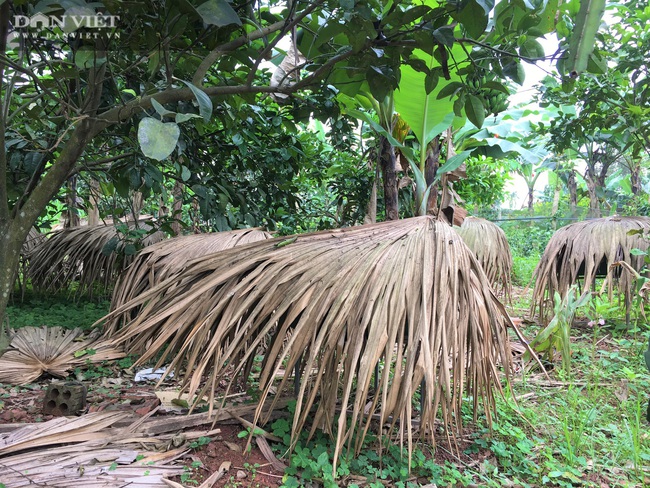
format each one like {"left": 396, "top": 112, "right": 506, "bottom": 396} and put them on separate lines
{"left": 28, "top": 222, "right": 164, "bottom": 297}
{"left": 530, "top": 216, "right": 650, "bottom": 320}
{"left": 455, "top": 216, "right": 512, "bottom": 299}
{"left": 99, "top": 216, "right": 525, "bottom": 468}
{"left": 105, "top": 228, "right": 272, "bottom": 335}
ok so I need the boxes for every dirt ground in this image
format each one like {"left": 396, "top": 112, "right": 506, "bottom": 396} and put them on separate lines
{"left": 0, "top": 372, "right": 493, "bottom": 487}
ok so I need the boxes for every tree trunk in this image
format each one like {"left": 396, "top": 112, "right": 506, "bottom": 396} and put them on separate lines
{"left": 551, "top": 175, "right": 561, "bottom": 230}
{"left": 585, "top": 167, "right": 601, "bottom": 218}
{"left": 630, "top": 164, "right": 641, "bottom": 195}
{"left": 527, "top": 186, "right": 534, "bottom": 215}
{"left": 567, "top": 170, "right": 577, "bottom": 214}
{"left": 0, "top": 221, "right": 31, "bottom": 356}
{"left": 64, "top": 176, "right": 80, "bottom": 228}
{"left": 425, "top": 136, "right": 440, "bottom": 215}
{"left": 379, "top": 136, "right": 399, "bottom": 221}
{"left": 363, "top": 156, "right": 378, "bottom": 225}
{"left": 87, "top": 178, "right": 100, "bottom": 226}
{"left": 171, "top": 181, "right": 184, "bottom": 236}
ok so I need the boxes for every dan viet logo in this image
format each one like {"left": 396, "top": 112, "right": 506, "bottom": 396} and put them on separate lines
{"left": 8, "top": 10, "right": 120, "bottom": 49}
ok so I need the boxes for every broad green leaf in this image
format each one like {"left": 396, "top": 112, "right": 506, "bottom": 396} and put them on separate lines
{"left": 394, "top": 44, "right": 468, "bottom": 150}
{"left": 183, "top": 81, "right": 213, "bottom": 121}
{"left": 196, "top": 0, "right": 241, "bottom": 27}
{"left": 465, "top": 95, "right": 485, "bottom": 128}
{"left": 138, "top": 117, "right": 180, "bottom": 161}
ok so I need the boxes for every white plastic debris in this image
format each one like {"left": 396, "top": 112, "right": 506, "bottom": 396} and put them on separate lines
{"left": 134, "top": 367, "right": 174, "bottom": 382}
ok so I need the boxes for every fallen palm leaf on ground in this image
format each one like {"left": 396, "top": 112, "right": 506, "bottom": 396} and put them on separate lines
{"left": 530, "top": 216, "right": 650, "bottom": 321}
{"left": 105, "top": 228, "right": 272, "bottom": 335}
{"left": 100, "top": 215, "right": 527, "bottom": 470}
{"left": 0, "top": 399, "right": 289, "bottom": 487}
{"left": 0, "top": 326, "right": 124, "bottom": 384}
{"left": 455, "top": 216, "right": 513, "bottom": 299}
{"left": 28, "top": 222, "right": 164, "bottom": 297}
{"left": 0, "top": 411, "right": 185, "bottom": 487}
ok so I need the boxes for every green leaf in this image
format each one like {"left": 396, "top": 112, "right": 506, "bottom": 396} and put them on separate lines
{"left": 465, "top": 94, "right": 485, "bottom": 128}
{"left": 424, "top": 70, "right": 439, "bottom": 94}
{"left": 196, "top": 0, "right": 241, "bottom": 27}
{"left": 630, "top": 248, "right": 646, "bottom": 256}
{"left": 151, "top": 98, "right": 176, "bottom": 118}
{"left": 137, "top": 117, "right": 180, "bottom": 161}
{"left": 75, "top": 49, "right": 107, "bottom": 69}
{"left": 432, "top": 26, "right": 456, "bottom": 47}
{"left": 437, "top": 150, "right": 472, "bottom": 174}
{"left": 436, "top": 81, "right": 463, "bottom": 100}
{"left": 502, "top": 61, "right": 526, "bottom": 85}
{"left": 520, "top": 39, "right": 545, "bottom": 61}
{"left": 181, "top": 165, "right": 192, "bottom": 182}
{"left": 450, "top": 0, "right": 490, "bottom": 38}
{"left": 175, "top": 113, "right": 203, "bottom": 123}
{"left": 182, "top": 81, "right": 213, "bottom": 121}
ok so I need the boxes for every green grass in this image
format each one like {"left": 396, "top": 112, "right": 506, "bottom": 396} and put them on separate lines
{"left": 5, "top": 290, "right": 110, "bottom": 331}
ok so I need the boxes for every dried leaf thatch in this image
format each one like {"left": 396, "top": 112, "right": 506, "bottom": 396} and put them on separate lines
{"left": 27, "top": 222, "right": 164, "bottom": 297}
{"left": 105, "top": 228, "right": 272, "bottom": 335}
{"left": 530, "top": 216, "right": 650, "bottom": 321}
{"left": 100, "top": 216, "right": 525, "bottom": 469}
{"left": 0, "top": 326, "right": 124, "bottom": 385}
{"left": 455, "top": 216, "right": 512, "bottom": 299}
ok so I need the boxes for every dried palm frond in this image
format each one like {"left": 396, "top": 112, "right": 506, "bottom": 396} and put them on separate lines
{"left": 100, "top": 216, "right": 525, "bottom": 469}
{"left": 21, "top": 227, "right": 46, "bottom": 257}
{"left": 455, "top": 216, "right": 512, "bottom": 299}
{"left": 0, "top": 412, "right": 185, "bottom": 486}
{"left": 105, "top": 228, "right": 272, "bottom": 335}
{"left": 530, "top": 216, "right": 650, "bottom": 321}
{"left": 0, "top": 326, "right": 124, "bottom": 385}
{"left": 27, "top": 222, "right": 164, "bottom": 297}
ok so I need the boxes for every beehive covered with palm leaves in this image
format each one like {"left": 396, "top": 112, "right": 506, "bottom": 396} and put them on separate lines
{"left": 105, "top": 228, "right": 272, "bottom": 335}
{"left": 100, "top": 216, "right": 526, "bottom": 467}
{"left": 530, "top": 216, "right": 650, "bottom": 320}
{"left": 455, "top": 216, "right": 512, "bottom": 299}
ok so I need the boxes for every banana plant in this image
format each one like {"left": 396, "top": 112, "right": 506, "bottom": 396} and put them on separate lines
{"left": 393, "top": 41, "right": 471, "bottom": 216}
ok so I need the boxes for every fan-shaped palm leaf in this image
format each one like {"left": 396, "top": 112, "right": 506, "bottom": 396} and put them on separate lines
{"left": 455, "top": 216, "right": 512, "bottom": 299}
{"left": 0, "top": 326, "right": 124, "bottom": 385}
{"left": 105, "top": 228, "right": 273, "bottom": 335}
{"left": 530, "top": 216, "right": 650, "bottom": 320}
{"left": 28, "top": 223, "right": 164, "bottom": 297}
{"left": 100, "top": 216, "right": 524, "bottom": 469}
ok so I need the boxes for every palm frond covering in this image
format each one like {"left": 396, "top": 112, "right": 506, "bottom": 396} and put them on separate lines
{"left": 28, "top": 223, "right": 164, "bottom": 297}
{"left": 101, "top": 216, "right": 520, "bottom": 466}
{"left": 105, "top": 228, "right": 272, "bottom": 335}
{"left": 530, "top": 216, "right": 650, "bottom": 320}
{"left": 455, "top": 216, "right": 512, "bottom": 299}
